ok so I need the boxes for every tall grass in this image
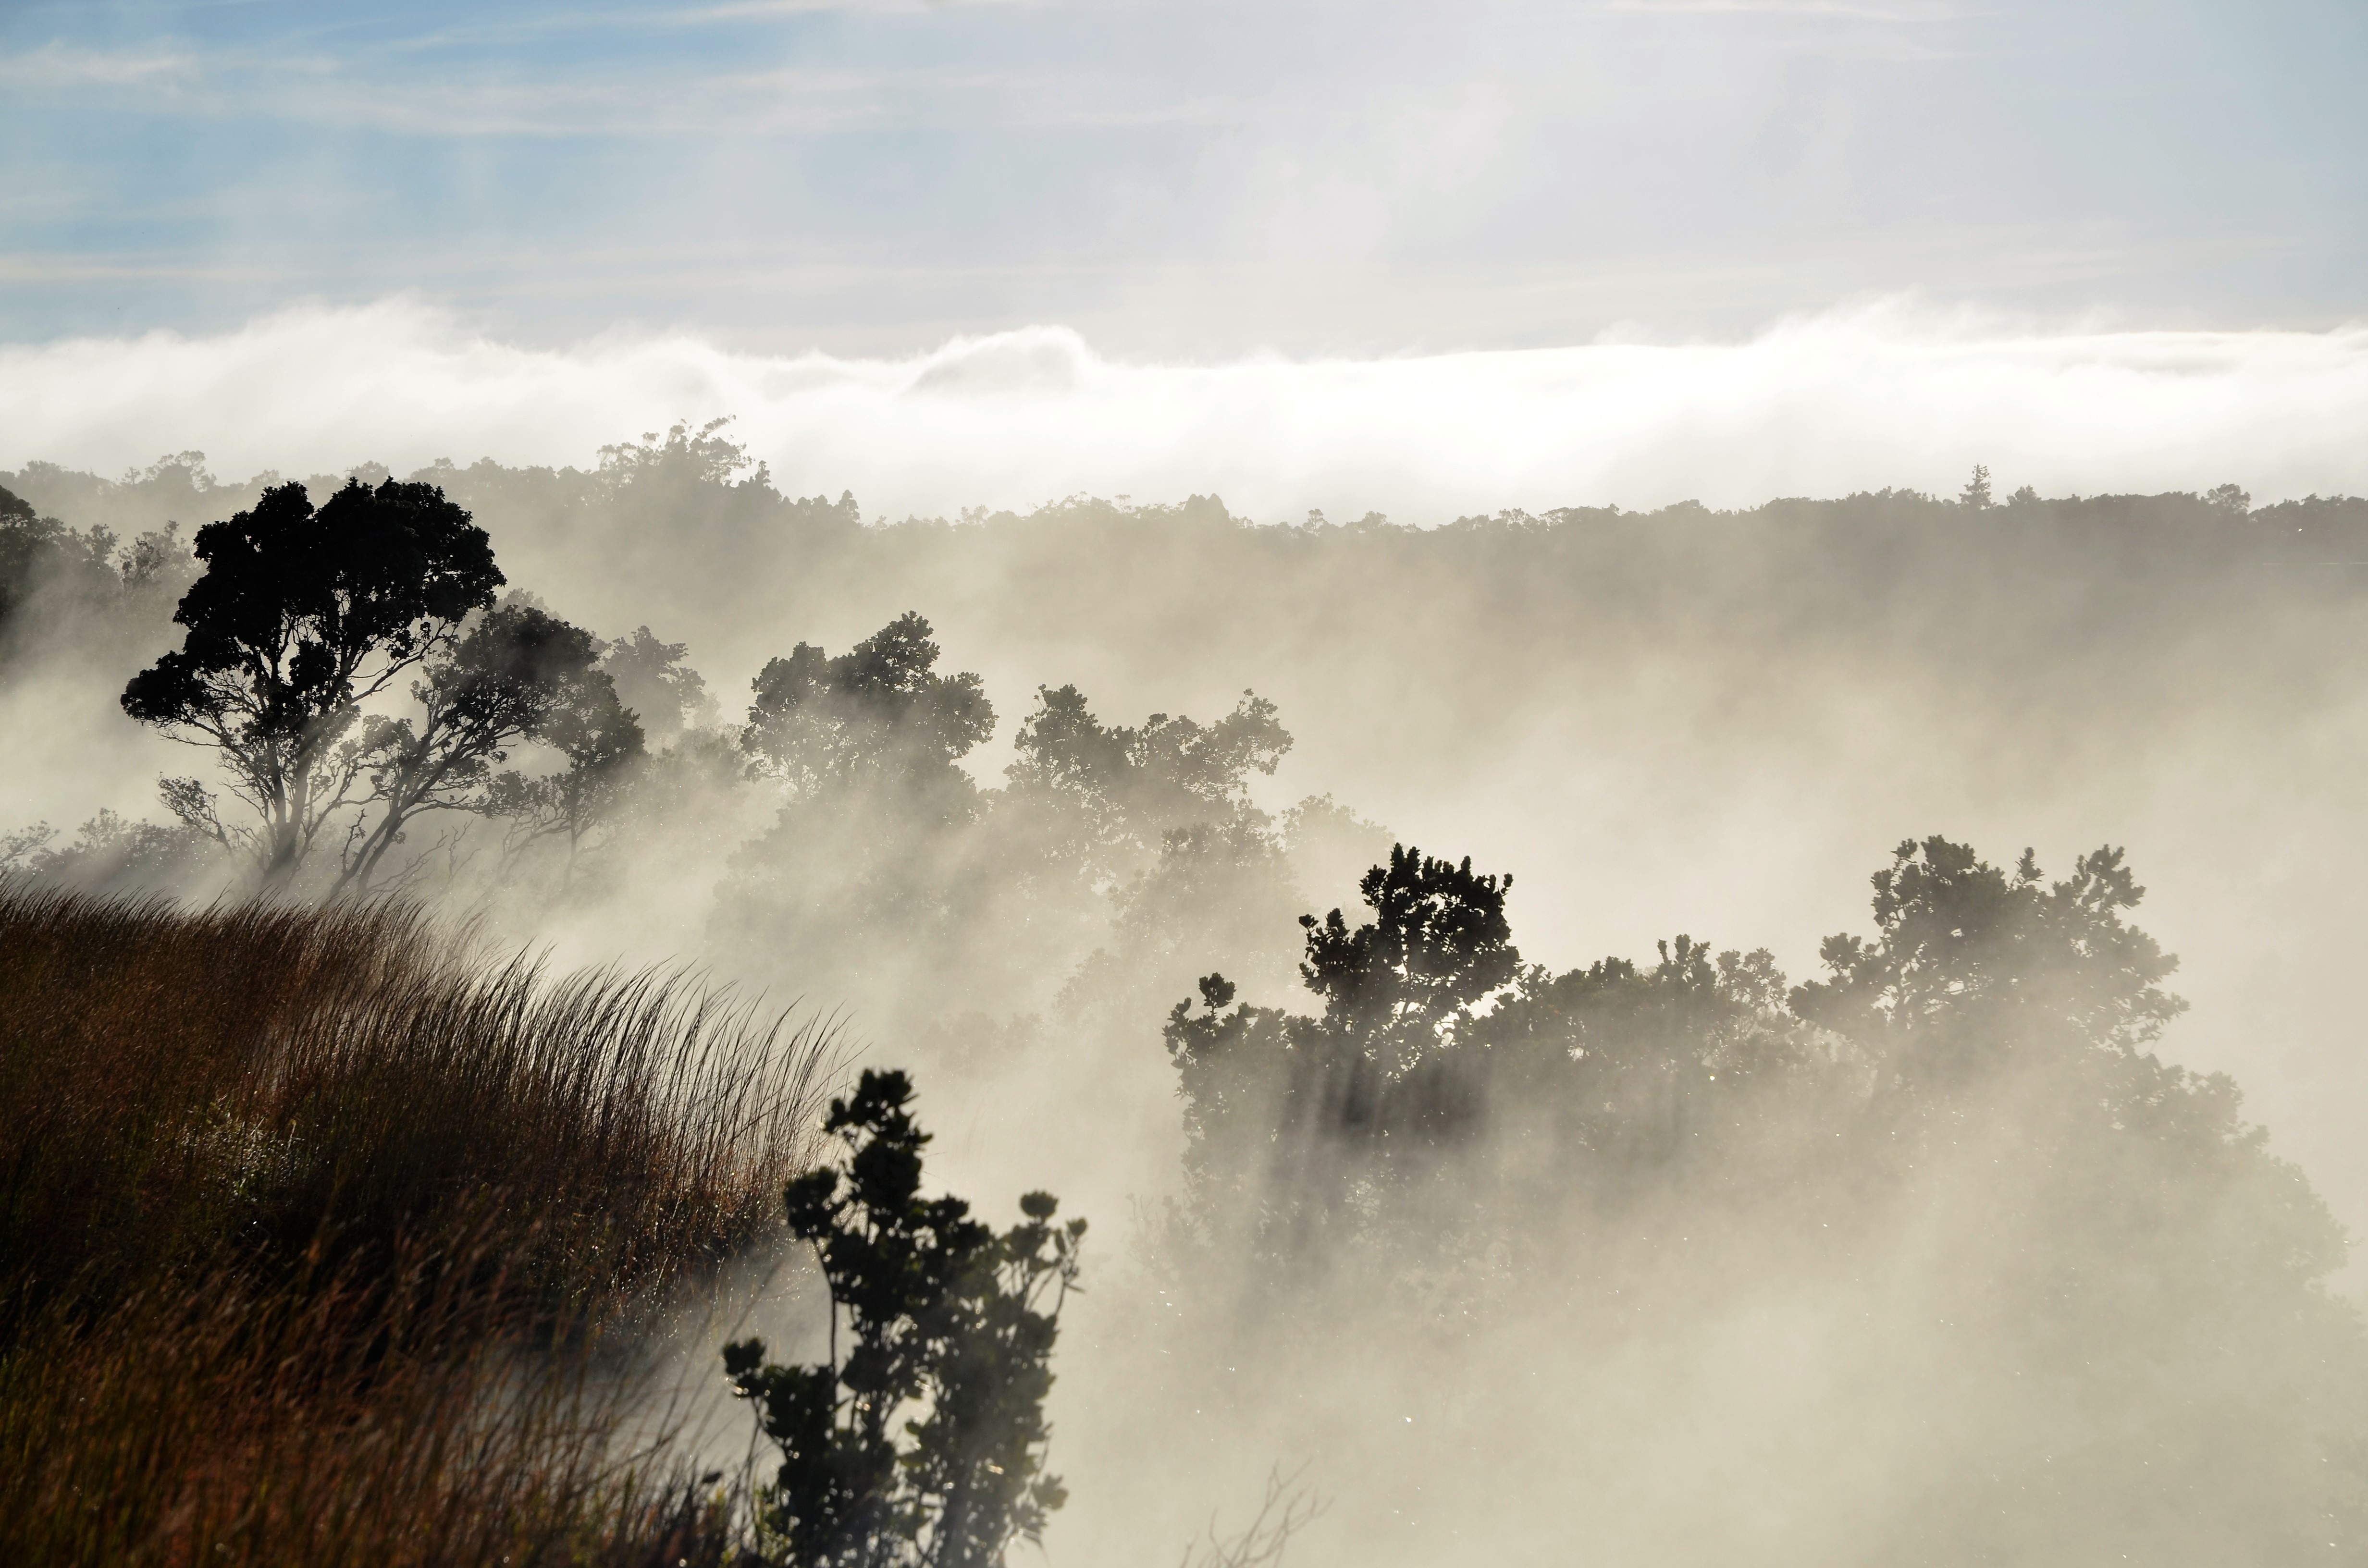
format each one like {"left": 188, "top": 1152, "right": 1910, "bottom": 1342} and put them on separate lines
{"left": 0, "top": 879, "right": 832, "bottom": 1566}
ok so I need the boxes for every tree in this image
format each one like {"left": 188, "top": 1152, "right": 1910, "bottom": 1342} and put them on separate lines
{"left": 120, "top": 477, "right": 502, "bottom": 884}
{"left": 742, "top": 612, "right": 994, "bottom": 796}
{"left": 1054, "top": 820, "right": 1307, "bottom": 1038}
{"left": 2205, "top": 482, "right": 2252, "bottom": 515}
{"left": 0, "top": 481, "right": 189, "bottom": 657}
{"left": 0, "top": 485, "right": 112, "bottom": 626}
{"left": 334, "top": 601, "right": 627, "bottom": 894}
{"left": 1788, "top": 835, "right": 2185, "bottom": 1095}
{"left": 1463, "top": 934, "right": 1826, "bottom": 1196}
{"left": 1960, "top": 464, "right": 1994, "bottom": 509}
{"left": 598, "top": 416, "right": 769, "bottom": 493}
{"left": 716, "top": 614, "right": 999, "bottom": 995}
{"left": 0, "top": 807, "right": 222, "bottom": 894}
{"left": 1162, "top": 845, "right": 1519, "bottom": 1249}
{"left": 479, "top": 667, "right": 647, "bottom": 882}
{"left": 1786, "top": 838, "right": 2359, "bottom": 1554}
{"left": 1297, "top": 845, "right": 1517, "bottom": 1072}
{"left": 1005, "top": 685, "right": 1291, "bottom": 865}
{"left": 601, "top": 624, "right": 714, "bottom": 746}
{"left": 725, "top": 1069, "right": 1084, "bottom": 1568}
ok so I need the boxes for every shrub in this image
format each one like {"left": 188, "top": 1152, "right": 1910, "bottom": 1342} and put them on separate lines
{"left": 725, "top": 1069, "right": 1085, "bottom": 1568}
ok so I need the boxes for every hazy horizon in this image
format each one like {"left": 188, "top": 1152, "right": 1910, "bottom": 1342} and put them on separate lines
{"left": 6, "top": 297, "right": 2368, "bottom": 523}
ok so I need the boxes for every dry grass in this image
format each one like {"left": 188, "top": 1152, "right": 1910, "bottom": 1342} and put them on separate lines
{"left": 0, "top": 879, "right": 831, "bottom": 1566}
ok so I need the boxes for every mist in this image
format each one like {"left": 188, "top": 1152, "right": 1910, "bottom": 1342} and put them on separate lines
{"left": 6, "top": 383, "right": 2367, "bottom": 1561}
{"left": 7, "top": 298, "right": 2368, "bottom": 522}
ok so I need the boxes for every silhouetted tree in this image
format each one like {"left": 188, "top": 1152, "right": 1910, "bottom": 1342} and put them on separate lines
{"left": 1465, "top": 933, "right": 1831, "bottom": 1195}
{"left": 1055, "top": 820, "right": 1306, "bottom": 1037}
{"left": 716, "top": 613, "right": 999, "bottom": 1000}
{"left": 336, "top": 601, "right": 627, "bottom": 894}
{"left": 726, "top": 1069, "right": 1084, "bottom": 1568}
{"left": 120, "top": 478, "right": 501, "bottom": 883}
{"left": 0, "top": 807, "right": 221, "bottom": 894}
{"left": 2205, "top": 482, "right": 2251, "bottom": 514}
{"left": 598, "top": 417, "right": 766, "bottom": 491}
{"left": 1297, "top": 845, "right": 1517, "bottom": 1072}
{"left": 1788, "top": 837, "right": 2359, "bottom": 1556}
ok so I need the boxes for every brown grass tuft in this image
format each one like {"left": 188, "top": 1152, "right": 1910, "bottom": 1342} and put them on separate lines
{"left": 0, "top": 878, "right": 830, "bottom": 1565}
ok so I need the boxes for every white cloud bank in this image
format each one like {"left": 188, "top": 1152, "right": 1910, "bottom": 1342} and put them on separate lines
{"left": 4, "top": 295, "right": 2364, "bottom": 519}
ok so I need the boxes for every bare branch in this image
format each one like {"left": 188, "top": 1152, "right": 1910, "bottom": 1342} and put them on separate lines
{"left": 1179, "top": 1466, "right": 1325, "bottom": 1568}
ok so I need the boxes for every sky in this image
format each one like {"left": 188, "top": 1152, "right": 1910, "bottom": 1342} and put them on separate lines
{"left": 4, "top": 0, "right": 2365, "bottom": 359}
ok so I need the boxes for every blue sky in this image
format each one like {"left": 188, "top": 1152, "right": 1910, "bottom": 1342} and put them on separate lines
{"left": 2, "top": 0, "right": 2363, "bottom": 355}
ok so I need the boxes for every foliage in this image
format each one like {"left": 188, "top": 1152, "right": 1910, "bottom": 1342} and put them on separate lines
{"left": 1466, "top": 933, "right": 1832, "bottom": 1189}
{"left": 1167, "top": 837, "right": 2240, "bottom": 1229}
{"left": 1163, "top": 834, "right": 2368, "bottom": 1554}
{"left": 0, "top": 806, "right": 224, "bottom": 894}
{"left": 725, "top": 1069, "right": 1084, "bottom": 1568}
{"left": 1161, "top": 845, "right": 1521, "bottom": 1235}
{"left": 120, "top": 477, "right": 504, "bottom": 882}
{"left": 1006, "top": 684, "right": 1291, "bottom": 857}
{"left": 1789, "top": 835, "right": 2185, "bottom": 1090}
{"left": 598, "top": 416, "right": 767, "bottom": 492}
{"left": 742, "top": 612, "right": 995, "bottom": 793}
{"left": 604, "top": 624, "right": 717, "bottom": 744}
{"left": 340, "top": 599, "right": 637, "bottom": 892}
{"left": 1055, "top": 820, "right": 1307, "bottom": 1036}
{"left": 0, "top": 478, "right": 190, "bottom": 659}
{"left": 97, "top": 477, "right": 653, "bottom": 897}
{"left": 481, "top": 672, "right": 649, "bottom": 876}
{"left": 1297, "top": 845, "right": 1516, "bottom": 1067}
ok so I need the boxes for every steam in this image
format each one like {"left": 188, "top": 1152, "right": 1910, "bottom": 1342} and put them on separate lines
{"left": 10, "top": 291, "right": 2368, "bottom": 1565}
{"left": 5, "top": 295, "right": 2366, "bottom": 517}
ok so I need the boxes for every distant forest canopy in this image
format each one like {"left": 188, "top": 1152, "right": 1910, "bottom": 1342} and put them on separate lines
{"left": 14, "top": 426, "right": 2368, "bottom": 535}
{"left": 11, "top": 434, "right": 2365, "bottom": 575}
{"left": 9, "top": 431, "right": 2365, "bottom": 615}
{"left": 11, "top": 429, "right": 2366, "bottom": 762}
{"left": 12, "top": 430, "right": 2365, "bottom": 786}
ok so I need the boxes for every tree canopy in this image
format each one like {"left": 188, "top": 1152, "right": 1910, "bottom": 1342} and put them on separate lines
{"left": 121, "top": 477, "right": 503, "bottom": 881}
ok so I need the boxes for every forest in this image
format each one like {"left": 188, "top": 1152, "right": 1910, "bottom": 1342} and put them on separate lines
{"left": 5, "top": 430, "right": 2368, "bottom": 1566}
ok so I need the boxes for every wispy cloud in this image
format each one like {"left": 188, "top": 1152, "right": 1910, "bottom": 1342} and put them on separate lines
{"left": 1603, "top": 0, "right": 1955, "bottom": 17}
{"left": 0, "top": 32, "right": 1222, "bottom": 136}
{"left": 4, "top": 0, "right": 2359, "bottom": 350}
{"left": 0, "top": 40, "right": 208, "bottom": 88}
{"left": 666, "top": 0, "right": 1057, "bottom": 19}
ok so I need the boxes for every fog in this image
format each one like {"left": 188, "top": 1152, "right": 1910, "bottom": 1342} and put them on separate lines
{"left": 7, "top": 311, "right": 2368, "bottom": 1563}
{"left": 6, "top": 298, "right": 2368, "bottom": 522}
